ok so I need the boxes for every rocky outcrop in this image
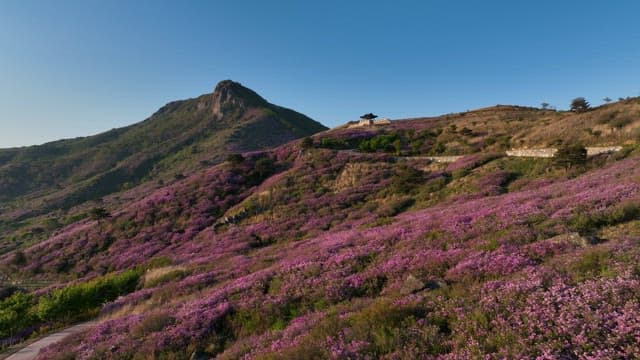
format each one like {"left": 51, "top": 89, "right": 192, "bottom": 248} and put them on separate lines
{"left": 198, "top": 80, "right": 268, "bottom": 119}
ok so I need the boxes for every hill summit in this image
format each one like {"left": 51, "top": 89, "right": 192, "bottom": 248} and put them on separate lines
{"left": 205, "top": 80, "right": 269, "bottom": 118}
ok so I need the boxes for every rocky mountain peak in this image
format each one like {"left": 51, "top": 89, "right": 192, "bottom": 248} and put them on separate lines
{"left": 200, "top": 80, "right": 268, "bottom": 118}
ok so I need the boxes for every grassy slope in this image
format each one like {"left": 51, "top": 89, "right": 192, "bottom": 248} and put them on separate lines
{"left": 331, "top": 98, "right": 640, "bottom": 156}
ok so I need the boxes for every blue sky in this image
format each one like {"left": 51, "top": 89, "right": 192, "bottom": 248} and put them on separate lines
{"left": 1, "top": 0, "right": 639, "bottom": 147}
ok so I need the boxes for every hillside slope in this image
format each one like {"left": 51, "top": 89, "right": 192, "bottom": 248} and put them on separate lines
{"left": 0, "top": 80, "right": 326, "bottom": 217}
{"left": 331, "top": 98, "right": 640, "bottom": 157}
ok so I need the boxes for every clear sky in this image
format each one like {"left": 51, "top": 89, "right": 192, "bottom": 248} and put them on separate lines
{"left": 1, "top": 0, "right": 639, "bottom": 147}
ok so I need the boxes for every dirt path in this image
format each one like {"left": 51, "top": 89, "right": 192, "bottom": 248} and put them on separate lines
{"left": 5, "top": 322, "right": 96, "bottom": 360}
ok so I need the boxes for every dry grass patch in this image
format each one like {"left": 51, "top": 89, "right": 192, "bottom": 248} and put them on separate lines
{"left": 143, "top": 265, "right": 189, "bottom": 288}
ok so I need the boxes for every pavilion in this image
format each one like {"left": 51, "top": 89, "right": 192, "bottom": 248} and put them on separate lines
{"left": 358, "top": 113, "right": 378, "bottom": 126}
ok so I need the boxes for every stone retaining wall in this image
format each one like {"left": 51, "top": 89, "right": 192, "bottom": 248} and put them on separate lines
{"left": 506, "top": 148, "right": 557, "bottom": 158}
{"left": 586, "top": 146, "right": 623, "bottom": 156}
{"left": 506, "top": 146, "right": 623, "bottom": 158}
{"left": 396, "top": 155, "right": 463, "bottom": 163}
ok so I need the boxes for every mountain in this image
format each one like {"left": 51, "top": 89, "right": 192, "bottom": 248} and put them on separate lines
{"left": 2, "top": 96, "right": 640, "bottom": 359}
{"left": 0, "top": 80, "right": 326, "bottom": 219}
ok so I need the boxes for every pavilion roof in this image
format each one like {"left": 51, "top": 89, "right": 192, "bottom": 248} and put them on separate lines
{"left": 360, "top": 113, "right": 378, "bottom": 120}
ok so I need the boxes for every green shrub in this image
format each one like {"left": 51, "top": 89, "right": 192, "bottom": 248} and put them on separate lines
{"left": 451, "top": 168, "right": 470, "bottom": 180}
{"left": 376, "top": 197, "right": 415, "bottom": 217}
{"left": 10, "top": 250, "right": 27, "bottom": 266}
{"left": 229, "top": 300, "right": 305, "bottom": 338}
{"left": 432, "top": 142, "right": 446, "bottom": 154}
{"left": 301, "top": 137, "right": 314, "bottom": 149}
{"left": 614, "top": 144, "right": 637, "bottom": 160}
{"left": 319, "top": 137, "right": 348, "bottom": 149}
{"left": 424, "top": 128, "right": 442, "bottom": 137}
{"left": 248, "top": 233, "right": 276, "bottom": 249}
{"left": 0, "top": 292, "right": 35, "bottom": 338}
{"left": 251, "top": 158, "right": 276, "bottom": 182}
{"left": 226, "top": 153, "right": 245, "bottom": 165}
{"left": 88, "top": 207, "right": 110, "bottom": 221}
{"left": 571, "top": 249, "right": 612, "bottom": 280}
{"left": 351, "top": 276, "right": 388, "bottom": 298}
{"left": 389, "top": 166, "right": 425, "bottom": 194}
{"left": 358, "top": 134, "right": 400, "bottom": 153}
{"left": 410, "top": 139, "right": 425, "bottom": 154}
{"left": 555, "top": 144, "right": 587, "bottom": 168}
{"left": 422, "top": 176, "right": 449, "bottom": 194}
{"left": 571, "top": 203, "right": 640, "bottom": 234}
{"left": 37, "top": 269, "right": 142, "bottom": 321}
{"left": 275, "top": 300, "right": 447, "bottom": 358}
{"left": 146, "top": 256, "right": 173, "bottom": 269}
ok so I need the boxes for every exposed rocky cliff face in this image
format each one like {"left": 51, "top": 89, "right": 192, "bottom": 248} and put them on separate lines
{"left": 198, "top": 80, "right": 268, "bottom": 119}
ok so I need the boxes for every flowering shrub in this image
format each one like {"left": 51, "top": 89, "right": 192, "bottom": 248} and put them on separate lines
{"left": 446, "top": 152, "right": 502, "bottom": 174}
{"left": 467, "top": 270, "right": 640, "bottom": 358}
{"left": 445, "top": 250, "right": 533, "bottom": 281}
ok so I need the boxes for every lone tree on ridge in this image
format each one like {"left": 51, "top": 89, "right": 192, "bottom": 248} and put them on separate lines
{"left": 570, "top": 97, "right": 590, "bottom": 113}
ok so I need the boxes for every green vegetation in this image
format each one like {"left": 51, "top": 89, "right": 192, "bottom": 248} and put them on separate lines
{"left": 301, "top": 137, "right": 314, "bottom": 149}
{"left": 10, "top": 250, "right": 27, "bottom": 266}
{"left": 570, "top": 97, "right": 590, "bottom": 112}
{"left": 555, "top": 143, "right": 587, "bottom": 168}
{"left": 0, "top": 269, "right": 142, "bottom": 342}
{"left": 37, "top": 269, "right": 142, "bottom": 321}
{"left": 226, "top": 153, "right": 245, "bottom": 165}
{"left": 146, "top": 256, "right": 174, "bottom": 269}
{"left": 253, "top": 158, "right": 276, "bottom": 180}
{"left": 376, "top": 197, "right": 415, "bottom": 217}
{"left": 268, "top": 300, "right": 447, "bottom": 359}
{"left": 388, "top": 165, "right": 426, "bottom": 194}
{"left": 88, "top": 207, "right": 111, "bottom": 221}
{"left": 571, "top": 202, "right": 640, "bottom": 235}
{"left": 0, "top": 292, "right": 34, "bottom": 338}
{"left": 229, "top": 300, "right": 307, "bottom": 338}
{"left": 571, "top": 249, "right": 613, "bottom": 281}
{"left": 359, "top": 133, "right": 401, "bottom": 154}
{"left": 319, "top": 137, "right": 351, "bottom": 150}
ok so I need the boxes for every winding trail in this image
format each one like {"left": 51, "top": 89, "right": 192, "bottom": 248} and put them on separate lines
{"left": 6, "top": 322, "right": 96, "bottom": 360}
